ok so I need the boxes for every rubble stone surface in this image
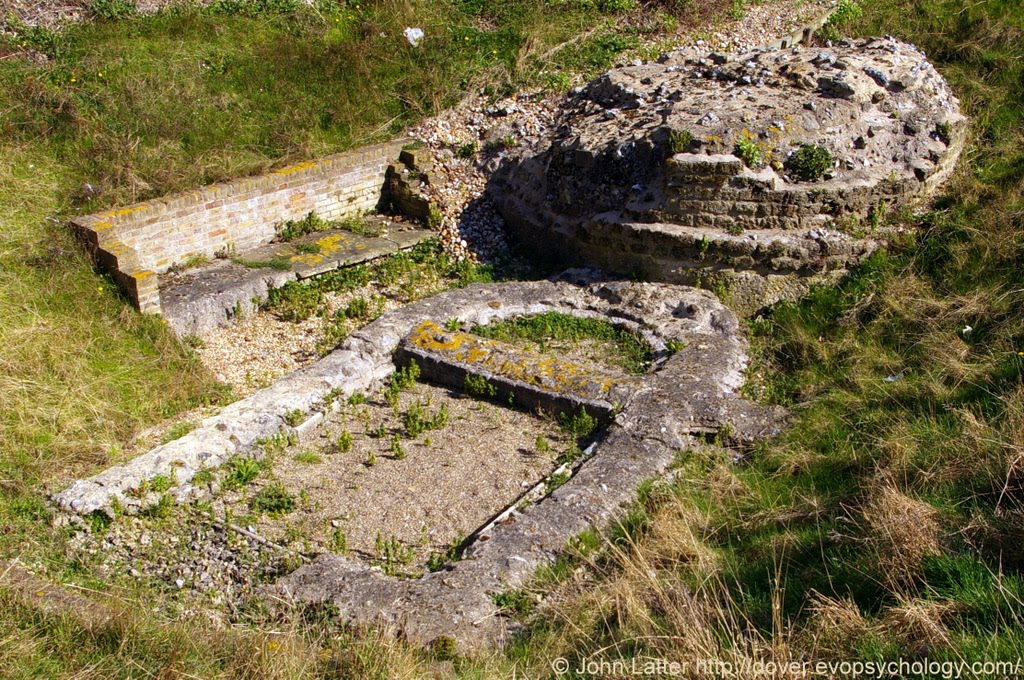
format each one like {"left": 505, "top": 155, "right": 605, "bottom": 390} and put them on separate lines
{"left": 490, "top": 37, "right": 966, "bottom": 313}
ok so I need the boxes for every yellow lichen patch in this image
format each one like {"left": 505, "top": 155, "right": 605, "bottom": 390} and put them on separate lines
{"left": 132, "top": 270, "right": 155, "bottom": 280}
{"left": 93, "top": 220, "right": 113, "bottom": 231}
{"left": 105, "top": 242, "right": 131, "bottom": 256}
{"left": 316, "top": 234, "right": 345, "bottom": 255}
{"left": 103, "top": 205, "right": 148, "bottom": 218}
{"left": 290, "top": 253, "right": 325, "bottom": 266}
{"left": 272, "top": 161, "right": 318, "bottom": 175}
{"left": 409, "top": 320, "right": 475, "bottom": 353}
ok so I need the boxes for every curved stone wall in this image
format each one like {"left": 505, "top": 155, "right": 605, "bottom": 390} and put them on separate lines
{"left": 490, "top": 37, "right": 966, "bottom": 313}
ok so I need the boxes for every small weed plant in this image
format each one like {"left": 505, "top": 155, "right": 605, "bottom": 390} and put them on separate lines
{"left": 787, "top": 144, "right": 833, "bottom": 181}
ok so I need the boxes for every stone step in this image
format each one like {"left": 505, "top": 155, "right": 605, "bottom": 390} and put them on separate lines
{"left": 587, "top": 218, "right": 877, "bottom": 273}
{"left": 242, "top": 218, "right": 430, "bottom": 279}
{"left": 158, "top": 222, "right": 435, "bottom": 336}
{"left": 395, "top": 319, "right": 639, "bottom": 421}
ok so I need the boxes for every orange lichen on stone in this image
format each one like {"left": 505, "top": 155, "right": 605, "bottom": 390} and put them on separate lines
{"left": 407, "top": 320, "right": 620, "bottom": 399}
{"left": 273, "top": 161, "right": 319, "bottom": 175}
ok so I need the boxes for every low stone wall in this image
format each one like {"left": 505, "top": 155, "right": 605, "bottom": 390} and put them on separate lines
{"left": 71, "top": 139, "right": 408, "bottom": 313}
{"left": 54, "top": 274, "right": 785, "bottom": 649}
{"left": 397, "top": 319, "right": 640, "bottom": 421}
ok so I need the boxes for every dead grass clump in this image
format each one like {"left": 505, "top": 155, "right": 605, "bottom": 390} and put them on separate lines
{"left": 880, "top": 597, "right": 958, "bottom": 655}
{"left": 802, "top": 592, "right": 876, "bottom": 657}
{"left": 916, "top": 331, "right": 972, "bottom": 382}
{"left": 860, "top": 485, "right": 944, "bottom": 589}
{"left": 524, "top": 493, "right": 797, "bottom": 678}
{"left": 643, "top": 497, "right": 720, "bottom": 576}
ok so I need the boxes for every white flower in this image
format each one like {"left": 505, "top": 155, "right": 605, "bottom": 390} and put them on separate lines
{"left": 404, "top": 27, "right": 424, "bottom": 47}
{"left": 962, "top": 325, "right": 973, "bottom": 336}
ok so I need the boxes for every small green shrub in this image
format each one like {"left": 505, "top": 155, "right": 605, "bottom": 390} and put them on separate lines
{"left": 90, "top": 0, "right": 136, "bottom": 20}
{"left": 559, "top": 407, "right": 598, "bottom": 441}
{"left": 483, "top": 136, "right": 517, "bottom": 153}
{"left": 283, "top": 409, "right": 305, "bottom": 427}
{"left": 389, "top": 435, "right": 406, "bottom": 459}
{"left": 733, "top": 134, "right": 764, "bottom": 168}
{"left": 257, "top": 431, "right": 295, "bottom": 455}
{"left": 668, "top": 129, "right": 694, "bottom": 154}
{"left": 558, "top": 443, "right": 583, "bottom": 464}
{"left": 343, "top": 297, "right": 370, "bottom": 320}
{"left": 265, "top": 282, "right": 324, "bottom": 321}
{"left": 293, "top": 243, "right": 321, "bottom": 255}
{"left": 150, "top": 474, "right": 172, "bottom": 493}
{"left": 330, "top": 528, "right": 347, "bottom": 553}
{"left": 464, "top": 374, "right": 497, "bottom": 398}
{"left": 393, "top": 361, "right": 421, "bottom": 391}
{"left": 455, "top": 142, "right": 478, "bottom": 159}
{"left": 293, "top": 451, "right": 321, "bottom": 464}
{"left": 142, "top": 493, "right": 174, "bottom": 519}
{"left": 545, "top": 470, "right": 572, "bottom": 494}
{"left": 535, "top": 435, "right": 551, "bottom": 453}
{"left": 429, "top": 635, "right": 458, "bottom": 661}
{"left": 276, "top": 211, "right": 329, "bottom": 242}
{"left": 87, "top": 510, "right": 112, "bottom": 534}
{"left": 337, "top": 215, "right": 382, "bottom": 237}
{"left": 347, "top": 391, "right": 367, "bottom": 406}
{"left": 492, "top": 589, "right": 534, "bottom": 615}
{"left": 426, "top": 537, "right": 463, "bottom": 573}
{"left": 375, "top": 533, "right": 414, "bottom": 576}
{"left": 427, "top": 205, "right": 445, "bottom": 228}
{"left": 817, "top": 0, "right": 863, "bottom": 42}
{"left": 337, "top": 430, "right": 353, "bottom": 453}
{"left": 403, "top": 401, "right": 450, "bottom": 438}
{"left": 788, "top": 144, "right": 833, "bottom": 181}
{"left": 223, "top": 457, "right": 262, "bottom": 490}
{"left": 936, "top": 121, "right": 954, "bottom": 145}
{"left": 251, "top": 482, "right": 296, "bottom": 515}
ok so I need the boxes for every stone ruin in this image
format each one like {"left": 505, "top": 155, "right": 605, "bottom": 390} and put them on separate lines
{"left": 490, "top": 37, "right": 966, "bottom": 313}
{"left": 56, "top": 274, "right": 784, "bottom": 647}
{"left": 55, "top": 34, "right": 964, "bottom": 650}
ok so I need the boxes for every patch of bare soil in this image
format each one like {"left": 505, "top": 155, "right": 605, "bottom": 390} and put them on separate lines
{"left": 217, "top": 379, "right": 575, "bottom": 574}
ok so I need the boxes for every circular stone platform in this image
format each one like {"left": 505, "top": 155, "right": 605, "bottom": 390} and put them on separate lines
{"left": 54, "top": 273, "right": 785, "bottom": 649}
{"left": 490, "top": 37, "right": 966, "bottom": 313}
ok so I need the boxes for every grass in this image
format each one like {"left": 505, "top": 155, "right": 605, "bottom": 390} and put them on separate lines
{"left": 0, "top": 0, "right": 670, "bottom": 673}
{"left": 265, "top": 238, "right": 495, "bottom": 331}
{"left": 495, "top": 0, "right": 1024, "bottom": 672}
{"left": 472, "top": 310, "right": 654, "bottom": 374}
{"left": 6, "top": 0, "right": 1019, "bottom": 676}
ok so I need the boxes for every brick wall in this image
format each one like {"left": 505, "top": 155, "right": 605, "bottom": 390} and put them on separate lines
{"left": 71, "top": 139, "right": 408, "bottom": 313}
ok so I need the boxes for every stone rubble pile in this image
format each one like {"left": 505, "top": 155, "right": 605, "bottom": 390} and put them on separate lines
{"left": 488, "top": 37, "right": 966, "bottom": 312}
